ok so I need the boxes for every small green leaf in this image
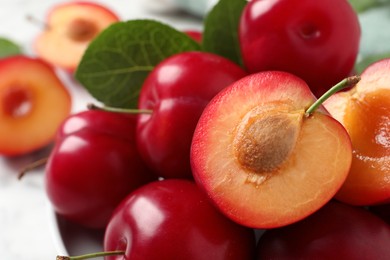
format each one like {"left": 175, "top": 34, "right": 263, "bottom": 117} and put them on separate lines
{"left": 348, "top": 0, "right": 388, "bottom": 13}
{"left": 75, "top": 19, "right": 201, "bottom": 109}
{"left": 202, "top": 0, "right": 247, "bottom": 67}
{"left": 356, "top": 3, "right": 390, "bottom": 72}
{"left": 0, "top": 37, "right": 22, "bottom": 58}
{"left": 355, "top": 52, "right": 390, "bottom": 73}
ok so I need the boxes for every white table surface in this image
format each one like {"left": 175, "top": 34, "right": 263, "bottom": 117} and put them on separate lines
{"left": 0, "top": 1, "right": 203, "bottom": 259}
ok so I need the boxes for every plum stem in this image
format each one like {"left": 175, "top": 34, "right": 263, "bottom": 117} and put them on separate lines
{"left": 26, "top": 15, "right": 50, "bottom": 30}
{"left": 56, "top": 250, "right": 125, "bottom": 260}
{"left": 18, "top": 157, "right": 48, "bottom": 180}
{"left": 87, "top": 103, "right": 153, "bottom": 115}
{"left": 305, "top": 75, "right": 360, "bottom": 116}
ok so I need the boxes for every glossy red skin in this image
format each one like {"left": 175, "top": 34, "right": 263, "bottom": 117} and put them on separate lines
{"left": 104, "top": 179, "right": 256, "bottom": 260}
{"left": 137, "top": 51, "right": 246, "bottom": 179}
{"left": 239, "top": 0, "right": 360, "bottom": 97}
{"left": 45, "top": 110, "right": 156, "bottom": 229}
{"left": 184, "top": 30, "right": 203, "bottom": 43}
{"left": 54, "top": 109, "right": 135, "bottom": 141}
{"left": 257, "top": 201, "right": 390, "bottom": 259}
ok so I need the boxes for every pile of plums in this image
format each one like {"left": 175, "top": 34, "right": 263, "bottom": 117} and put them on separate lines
{"left": 44, "top": 0, "right": 389, "bottom": 259}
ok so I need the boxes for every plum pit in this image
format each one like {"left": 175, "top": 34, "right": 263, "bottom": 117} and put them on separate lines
{"left": 66, "top": 18, "right": 99, "bottom": 42}
{"left": 1, "top": 85, "right": 33, "bottom": 118}
{"left": 233, "top": 105, "right": 303, "bottom": 182}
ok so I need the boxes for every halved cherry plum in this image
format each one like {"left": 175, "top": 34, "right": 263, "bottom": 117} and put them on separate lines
{"left": 0, "top": 55, "right": 71, "bottom": 156}
{"left": 191, "top": 71, "right": 353, "bottom": 228}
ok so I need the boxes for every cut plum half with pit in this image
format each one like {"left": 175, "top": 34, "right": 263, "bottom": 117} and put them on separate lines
{"left": 191, "top": 71, "right": 354, "bottom": 228}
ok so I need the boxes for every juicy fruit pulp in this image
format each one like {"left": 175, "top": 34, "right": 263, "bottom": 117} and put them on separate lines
{"left": 239, "top": 0, "right": 360, "bottom": 97}
{"left": 324, "top": 59, "right": 390, "bottom": 205}
{"left": 342, "top": 91, "right": 390, "bottom": 202}
{"left": 191, "top": 71, "right": 352, "bottom": 228}
{"left": 34, "top": 1, "right": 119, "bottom": 71}
{"left": 104, "top": 179, "right": 256, "bottom": 260}
{"left": 0, "top": 55, "right": 71, "bottom": 156}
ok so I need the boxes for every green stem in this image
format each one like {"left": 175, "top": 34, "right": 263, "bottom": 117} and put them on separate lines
{"left": 56, "top": 250, "right": 125, "bottom": 260}
{"left": 87, "top": 103, "right": 153, "bottom": 115}
{"left": 305, "top": 75, "right": 360, "bottom": 116}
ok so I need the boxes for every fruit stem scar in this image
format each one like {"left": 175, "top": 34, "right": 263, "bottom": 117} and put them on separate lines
{"left": 56, "top": 250, "right": 125, "bottom": 260}
{"left": 87, "top": 103, "right": 153, "bottom": 115}
{"left": 305, "top": 75, "right": 360, "bottom": 116}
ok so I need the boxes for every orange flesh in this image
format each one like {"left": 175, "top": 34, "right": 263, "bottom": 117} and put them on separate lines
{"left": 347, "top": 90, "right": 390, "bottom": 156}
{"left": 34, "top": 4, "right": 119, "bottom": 70}
{"left": 195, "top": 111, "right": 351, "bottom": 228}
{"left": 191, "top": 71, "right": 352, "bottom": 228}
{"left": 2, "top": 85, "right": 33, "bottom": 118}
{"left": 335, "top": 89, "right": 390, "bottom": 205}
{"left": 0, "top": 58, "right": 71, "bottom": 156}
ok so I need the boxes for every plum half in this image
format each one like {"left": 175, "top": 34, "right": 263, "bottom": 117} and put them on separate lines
{"left": 324, "top": 58, "right": 390, "bottom": 206}
{"left": 190, "top": 71, "right": 353, "bottom": 228}
{"left": 34, "top": 1, "right": 119, "bottom": 72}
{"left": 0, "top": 56, "right": 71, "bottom": 156}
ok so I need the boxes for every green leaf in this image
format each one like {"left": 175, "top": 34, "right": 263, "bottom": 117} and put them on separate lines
{"left": 349, "top": 0, "right": 388, "bottom": 13}
{"left": 0, "top": 37, "right": 22, "bottom": 58}
{"left": 202, "top": 0, "right": 247, "bottom": 67}
{"left": 355, "top": 52, "right": 390, "bottom": 73}
{"left": 355, "top": 3, "right": 390, "bottom": 72}
{"left": 75, "top": 19, "right": 201, "bottom": 109}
